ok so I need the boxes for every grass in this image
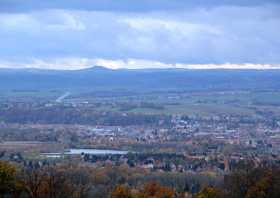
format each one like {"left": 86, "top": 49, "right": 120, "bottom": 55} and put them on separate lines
{"left": 1, "top": 90, "right": 279, "bottom": 116}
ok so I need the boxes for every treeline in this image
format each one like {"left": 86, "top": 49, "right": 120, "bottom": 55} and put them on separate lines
{"left": 0, "top": 106, "right": 171, "bottom": 126}
{"left": 0, "top": 160, "right": 215, "bottom": 198}
{"left": 111, "top": 165, "right": 280, "bottom": 198}
{"left": 1, "top": 160, "right": 280, "bottom": 197}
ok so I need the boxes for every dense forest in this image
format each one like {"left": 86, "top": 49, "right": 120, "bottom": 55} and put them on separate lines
{"left": 0, "top": 106, "right": 170, "bottom": 126}
{"left": 1, "top": 160, "right": 280, "bottom": 198}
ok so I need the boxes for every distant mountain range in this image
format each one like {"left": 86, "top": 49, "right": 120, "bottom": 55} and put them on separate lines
{"left": 0, "top": 66, "right": 280, "bottom": 93}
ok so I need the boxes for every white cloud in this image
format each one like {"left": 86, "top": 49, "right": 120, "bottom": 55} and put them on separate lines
{"left": 0, "top": 58, "right": 92, "bottom": 70}
{"left": 0, "top": 57, "right": 279, "bottom": 70}
{"left": 121, "top": 17, "right": 222, "bottom": 36}
{"left": 0, "top": 5, "right": 279, "bottom": 67}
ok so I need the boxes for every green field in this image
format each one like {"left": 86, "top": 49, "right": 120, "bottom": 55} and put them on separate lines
{"left": 86, "top": 91, "right": 280, "bottom": 116}
{"left": 1, "top": 90, "right": 280, "bottom": 116}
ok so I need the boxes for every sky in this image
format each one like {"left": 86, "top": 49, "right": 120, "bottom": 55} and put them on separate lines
{"left": 0, "top": 0, "right": 279, "bottom": 70}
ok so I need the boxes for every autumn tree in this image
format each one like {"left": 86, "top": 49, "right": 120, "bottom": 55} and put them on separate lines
{"left": 140, "top": 182, "right": 176, "bottom": 198}
{"left": 111, "top": 185, "right": 133, "bottom": 198}
{"left": 196, "top": 187, "right": 223, "bottom": 198}
{"left": 20, "top": 168, "right": 45, "bottom": 198}
{"left": 245, "top": 169, "right": 280, "bottom": 198}
{"left": 0, "top": 161, "right": 23, "bottom": 196}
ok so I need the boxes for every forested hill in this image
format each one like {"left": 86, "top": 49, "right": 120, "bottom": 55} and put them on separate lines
{"left": 0, "top": 67, "right": 280, "bottom": 92}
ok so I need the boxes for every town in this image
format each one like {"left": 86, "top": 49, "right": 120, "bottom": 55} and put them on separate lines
{"left": 1, "top": 90, "right": 280, "bottom": 176}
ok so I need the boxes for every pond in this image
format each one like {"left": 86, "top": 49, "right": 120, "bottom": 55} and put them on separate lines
{"left": 65, "top": 149, "right": 128, "bottom": 155}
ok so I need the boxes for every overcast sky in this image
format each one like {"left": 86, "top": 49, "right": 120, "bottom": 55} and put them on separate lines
{"left": 0, "top": 0, "right": 279, "bottom": 69}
